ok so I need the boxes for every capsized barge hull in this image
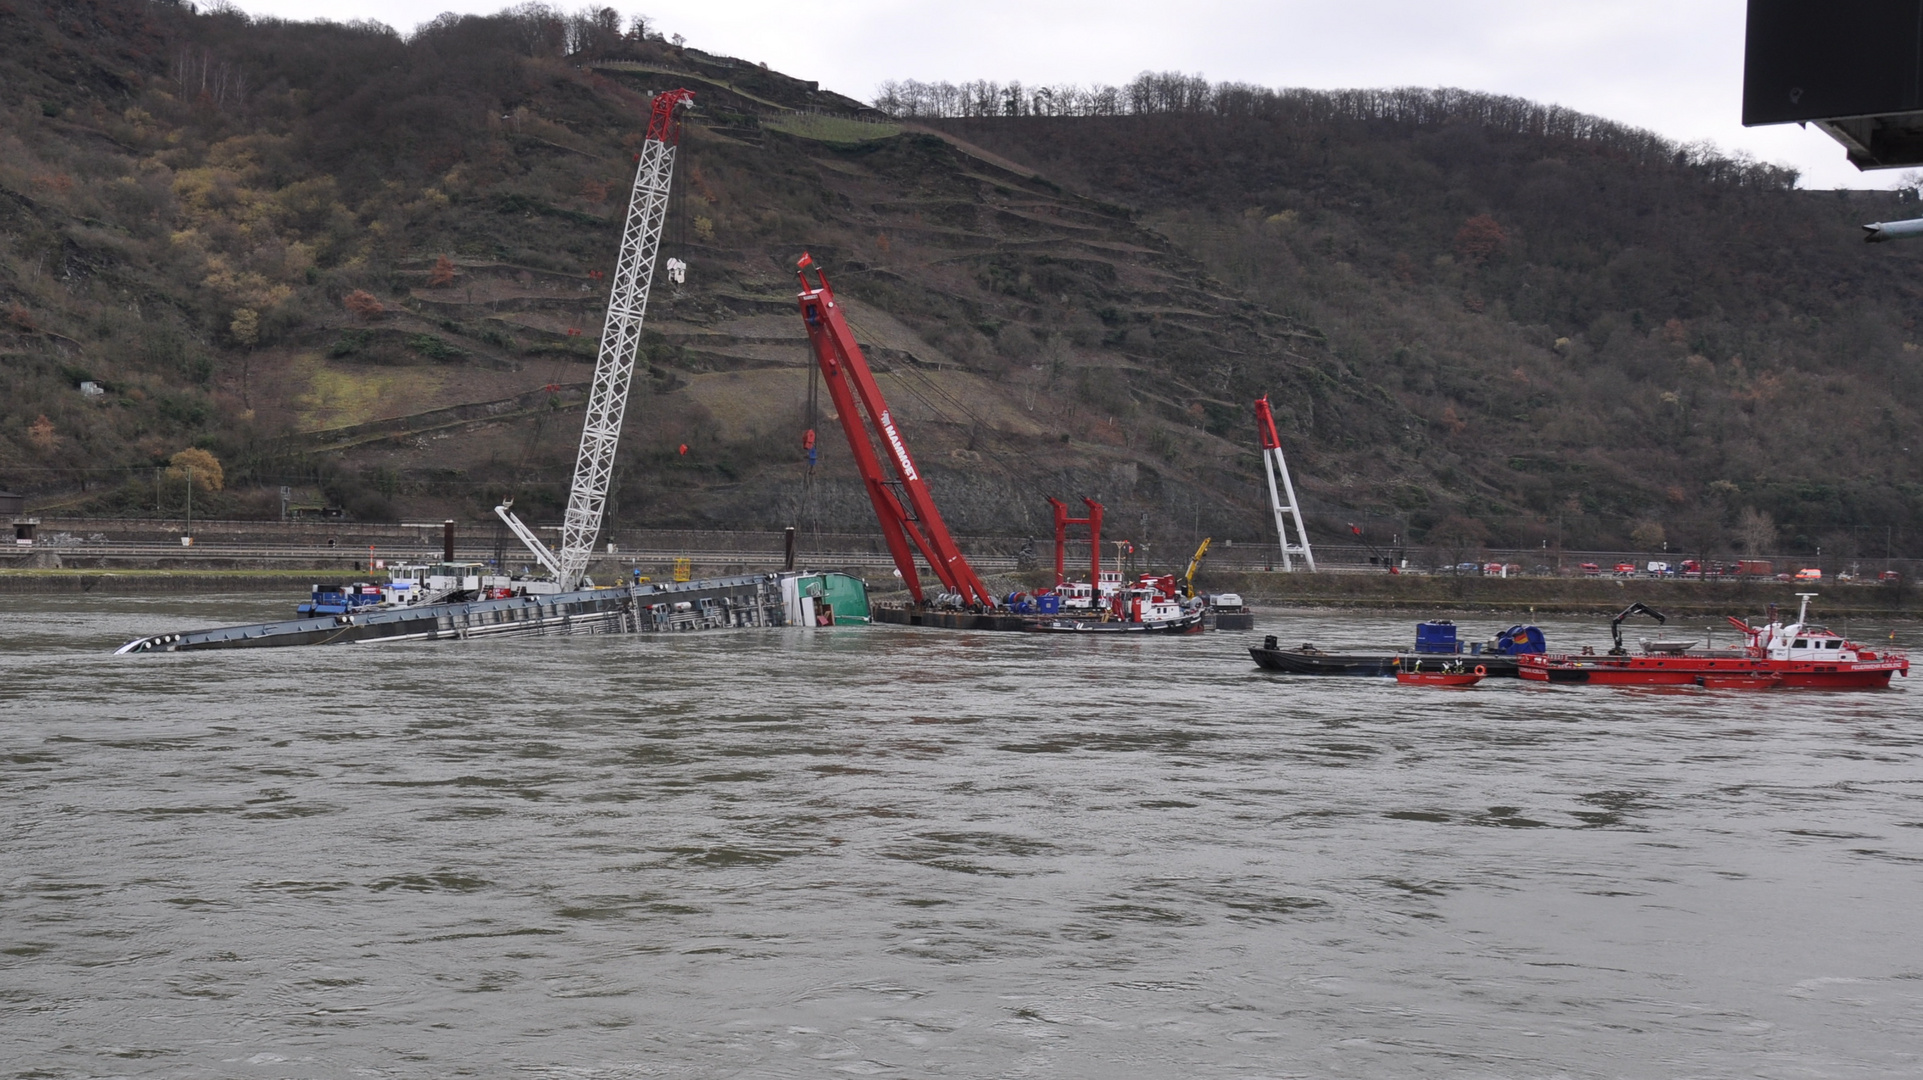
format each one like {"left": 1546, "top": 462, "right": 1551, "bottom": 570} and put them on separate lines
{"left": 118, "top": 574, "right": 802, "bottom": 653}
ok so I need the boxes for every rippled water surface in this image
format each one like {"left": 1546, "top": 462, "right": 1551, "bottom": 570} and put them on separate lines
{"left": 3, "top": 594, "right": 1921, "bottom": 1078}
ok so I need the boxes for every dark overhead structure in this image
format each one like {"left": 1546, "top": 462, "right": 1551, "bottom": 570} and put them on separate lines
{"left": 1743, "top": 0, "right": 1923, "bottom": 169}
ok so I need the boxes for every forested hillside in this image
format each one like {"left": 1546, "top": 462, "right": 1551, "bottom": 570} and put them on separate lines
{"left": 3, "top": 0, "right": 1921, "bottom": 561}
{"left": 901, "top": 75, "right": 1923, "bottom": 559}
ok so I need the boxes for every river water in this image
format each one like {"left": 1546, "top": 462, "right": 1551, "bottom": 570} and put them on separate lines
{"left": 2, "top": 594, "right": 1920, "bottom": 1078}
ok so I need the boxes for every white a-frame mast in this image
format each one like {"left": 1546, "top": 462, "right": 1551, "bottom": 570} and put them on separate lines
{"left": 543, "top": 88, "right": 694, "bottom": 591}
{"left": 1254, "top": 394, "right": 1315, "bottom": 572}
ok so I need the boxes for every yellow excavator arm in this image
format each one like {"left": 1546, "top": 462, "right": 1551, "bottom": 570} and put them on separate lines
{"left": 1183, "top": 537, "right": 1212, "bottom": 598}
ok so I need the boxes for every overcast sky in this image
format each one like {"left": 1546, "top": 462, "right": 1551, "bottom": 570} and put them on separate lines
{"left": 232, "top": 0, "right": 1902, "bottom": 191}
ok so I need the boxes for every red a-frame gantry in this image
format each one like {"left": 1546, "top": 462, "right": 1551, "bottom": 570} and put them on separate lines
{"left": 1046, "top": 497, "right": 1104, "bottom": 588}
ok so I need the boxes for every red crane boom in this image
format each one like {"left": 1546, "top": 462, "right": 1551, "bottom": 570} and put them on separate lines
{"left": 795, "top": 254, "right": 993, "bottom": 607}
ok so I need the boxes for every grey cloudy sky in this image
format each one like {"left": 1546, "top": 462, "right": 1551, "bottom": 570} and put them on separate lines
{"left": 234, "top": 0, "right": 1895, "bottom": 191}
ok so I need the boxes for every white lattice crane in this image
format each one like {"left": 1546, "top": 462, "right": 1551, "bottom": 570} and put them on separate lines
{"left": 1254, "top": 394, "right": 1315, "bottom": 572}
{"left": 497, "top": 88, "right": 694, "bottom": 590}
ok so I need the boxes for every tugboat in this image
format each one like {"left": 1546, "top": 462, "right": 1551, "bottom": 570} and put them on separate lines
{"left": 1517, "top": 595, "right": 1909, "bottom": 689}
{"left": 1029, "top": 573, "right": 1204, "bottom": 634}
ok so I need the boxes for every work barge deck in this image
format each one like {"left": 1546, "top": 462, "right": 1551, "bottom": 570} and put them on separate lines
{"left": 871, "top": 603, "right": 1241, "bottom": 633}
{"left": 117, "top": 574, "right": 794, "bottom": 653}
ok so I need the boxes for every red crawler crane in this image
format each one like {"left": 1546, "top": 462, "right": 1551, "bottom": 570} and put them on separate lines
{"left": 795, "top": 253, "right": 993, "bottom": 607}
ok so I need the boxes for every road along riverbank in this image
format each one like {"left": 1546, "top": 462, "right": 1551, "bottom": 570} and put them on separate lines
{"left": 1197, "top": 570, "right": 1920, "bottom": 619}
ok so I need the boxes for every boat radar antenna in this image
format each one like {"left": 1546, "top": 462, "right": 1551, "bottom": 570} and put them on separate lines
{"left": 1795, "top": 592, "right": 1818, "bottom": 626}
{"left": 497, "top": 88, "right": 695, "bottom": 591}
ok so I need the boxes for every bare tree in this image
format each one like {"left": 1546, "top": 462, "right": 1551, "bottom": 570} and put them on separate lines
{"left": 1735, "top": 507, "right": 1777, "bottom": 556}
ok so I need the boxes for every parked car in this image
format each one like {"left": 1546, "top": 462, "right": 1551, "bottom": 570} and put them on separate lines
{"left": 1880, "top": 570, "right": 1903, "bottom": 582}
{"left": 1613, "top": 563, "right": 1637, "bottom": 576}
{"left": 1454, "top": 561, "right": 1481, "bottom": 575}
{"left": 1646, "top": 561, "right": 1673, "bottom": 577}
{"left": 1580, "top": 562, "right": 1601, "bottom": 576}
{"left": 1794, "top": 568, "right": 1823, "bottom": 581}
{"left": 1775, "top": 573, "right": 1793, "bottom": 582}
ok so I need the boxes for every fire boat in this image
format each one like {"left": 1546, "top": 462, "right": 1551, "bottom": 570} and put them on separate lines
{"left": 1517, "top": 595, "right": 1909, "bottom": 689}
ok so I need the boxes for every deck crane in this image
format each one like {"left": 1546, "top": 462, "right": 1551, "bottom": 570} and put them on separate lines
{"left": 1347, "top": 523, "right": 1400, "bottom": 573}
{"left": 794, "top": 253, "right": 994, "bottom": 608}
{"left": 1182, "top": 537, "right": 1212, "bottom": 598}
{"left": 1254, "top": 394, "right": 1315, "bottom": 572}
{"left": 495, "top": 88, "right": 695, "bottom": 590}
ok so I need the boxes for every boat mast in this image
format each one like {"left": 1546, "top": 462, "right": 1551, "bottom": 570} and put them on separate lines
{"left": 1254, "top": 395, "right": 1315, "bottom": 572}
{"left": 499, "top": 88, "right": 694, "bottom": 591}
{"left": 1795, "top": 591, "right": 1817, "bottom": 628}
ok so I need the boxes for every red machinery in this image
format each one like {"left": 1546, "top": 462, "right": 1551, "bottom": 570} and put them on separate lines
{"left": 1046, "top": 496, "right": 1103, "bottom": 587}
{"left": 795, "top": 254, "right": 993, "bottom": 607}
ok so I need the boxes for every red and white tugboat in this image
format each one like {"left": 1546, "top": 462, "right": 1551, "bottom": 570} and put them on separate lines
{"left": 1518, "top": 595, "right": 1908, "bottom": 689}
{"left": 1031, "top": 572, "right": 1204, "bottom": 634}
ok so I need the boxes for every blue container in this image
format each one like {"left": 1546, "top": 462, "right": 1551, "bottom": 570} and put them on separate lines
{"left": 1415, "top": 620, "right": 1458, "bottom": 654}
{"left": 1037, "top": 593, "right": 1061, "bottom": 615}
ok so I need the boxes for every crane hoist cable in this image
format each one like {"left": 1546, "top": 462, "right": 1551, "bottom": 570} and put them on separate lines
{"left": 800, "top": 340, "right": 822, "bottom": 547}
{"left": 837, "top": 312, "right": 1039, "bottom": 500}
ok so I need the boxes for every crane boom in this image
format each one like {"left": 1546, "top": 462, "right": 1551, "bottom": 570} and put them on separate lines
{"left": 1183, "top": 537, "right": 1211, "bottom": 598}
{"left": 544, "top": 88, "right": 694, "bottom": 590}
{"left": 1254, "top": 394, "right": 1315, "bottom": 572}
{"left": 795, "top": 253, "right": 993, "bottom": 607}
